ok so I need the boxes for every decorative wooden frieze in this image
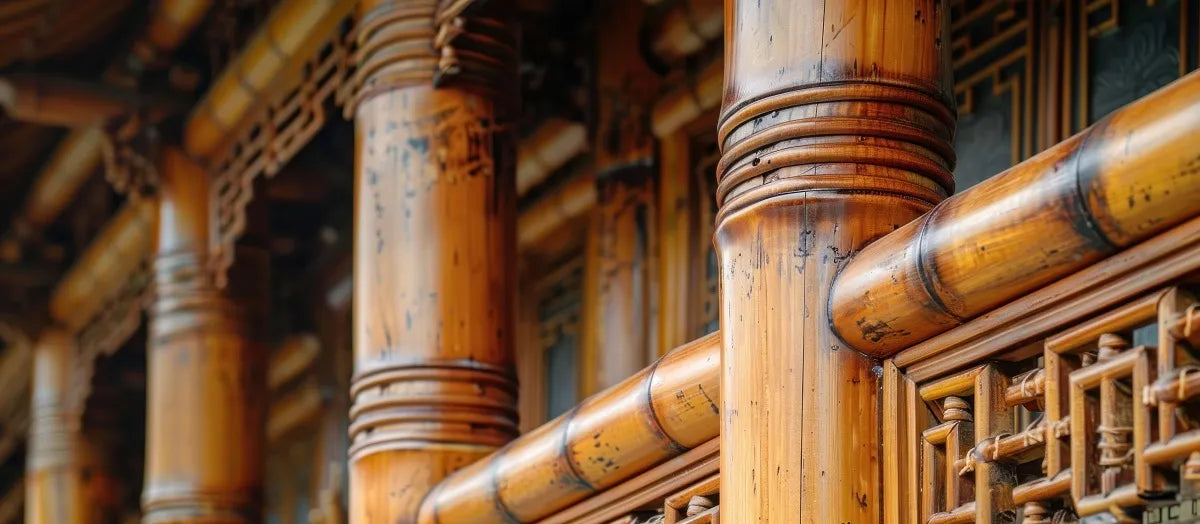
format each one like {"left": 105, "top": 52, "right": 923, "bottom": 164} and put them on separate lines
{"left": 68, "top": 256, "right": 153, "bottom": 421}
{"left": 209, "top": 14, "right": 354, "bottom": 286}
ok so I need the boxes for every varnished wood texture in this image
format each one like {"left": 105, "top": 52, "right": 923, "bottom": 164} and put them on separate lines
{"left": 416, "top": 332, "right": 720, "bottom": 523}
{"left": 25, "top": 329, "right": 87, "bottom": 524}
{"left": 648, "top": 0, "right": 722, "bottom": 67}
{"left": 349, "top": 1, "right": 520, "bottom": 521}
{"left": 0, "top": 74, "right": 175, "bottom": 127}
{"left": 717, "top": 0, "right": 954, "bottom": 521}
{"left": 580, "top": 0, "right": 665, "bottom": 392}
{"left": 16, "top": 126, "right": 105, "bottom": 231}
{"left": 518, "top": 171, "right": 596, "bottom": 250}
{"left": 832, "top": 69, "right": 1200, "bottom": 357}
{"left": 143, "top": 147, "right": 269, "bottom": 523}
{"left": 48, "top": 197, "right": 156, "bottom": 331}
{"left": 580, "top": 172, "right": 657, "bottom": 394}
{"left": 517, "top": 118, "right": 588, "bottom": 195}
{"left": 183, "top": 0, "right": 354, "bottom": 161}
{"left": 885, "top": 284, "right": 1200, "bottom": 520}
{"left": 351, "top": 86, "right": 518, "bottom": 524}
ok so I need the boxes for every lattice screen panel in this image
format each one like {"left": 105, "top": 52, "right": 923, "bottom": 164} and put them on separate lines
{"left": 901, "top": 287, "right": 1200, "bottom": 522}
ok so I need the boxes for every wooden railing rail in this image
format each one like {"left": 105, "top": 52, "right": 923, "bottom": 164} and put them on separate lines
{"left": 416, "top": 332, "right": 720, "bottom": 524}
{"left": 831, "top": 69, "right": 1200, "bottom": 357}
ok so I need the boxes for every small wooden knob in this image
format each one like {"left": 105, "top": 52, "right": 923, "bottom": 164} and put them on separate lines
{"left": 942, "top": 396, "right": 973, "bottom": 422}
{"left": 685, "top": 495, "right": 715, "bottom": 516}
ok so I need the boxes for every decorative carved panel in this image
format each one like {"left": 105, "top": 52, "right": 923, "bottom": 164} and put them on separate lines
{"left": 898, "top": 287, "right": 1200, "bottom": 522}
{"left": 949, "top": 0, "right": 1199, "bottom": 191}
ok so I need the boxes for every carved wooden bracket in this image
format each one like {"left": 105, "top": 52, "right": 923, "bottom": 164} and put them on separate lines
{"left": 101, "top": 125, "right": 160, "bottom": 196}
{"left": 68, "top": 256, "right": 154, "bottom": 422}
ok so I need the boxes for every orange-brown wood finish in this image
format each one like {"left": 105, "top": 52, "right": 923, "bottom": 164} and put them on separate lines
{"left": 647, "top": 0, "right": 722, "bottom": 66}
{"left": 48, "top": 197, "right": 156, "bottom": 331}
{"left": 416, "top": 331, "right": 720, "bottom": 523}
{"left": 580, "top": 172, "right": 657, "bottom": 393}
{"left": 717, "top": 0, "right": 955, "bottom": 521}
{"left": 14, "top": 126, "right": 106, "bottom": 235}
{"left": 183, "top": 0, "right": 354, "bottom": 161}
{"left": 0, "top": 74, "right": 177, "bottom": 127}
{"left": 517, "top": 171, "right": 596, "bottom": 250}
{"left": 517, "top": 118, "right": 588, "bottom": 196}
{"left": 580, "top": 0, "right": 664, "bottom": 392}
{"left": 832, "top": 70, "right": 1200, "bottom": 357}
{"left": 143, "top": 147, "right": 269, "bottom": 523}
{"left": 348, "top": 1, "right": 519, "bottom": 522}
{"left": 25, "top": 329, "right": 105, "bottom": 524}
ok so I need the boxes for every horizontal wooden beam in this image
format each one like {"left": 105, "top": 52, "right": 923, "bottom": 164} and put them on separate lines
{"left": 517, "top": 119, "right": 587, "bottom": 196}
{"left": 646, "top": 0, "right": 721, "bottom": 66}
{"left": 268, "top": 334, "right": 321, "bottom": 391}
{"left": 48, "top": 197, "right": 157, "bottom": 331}
{"left": 831, "top": 69, "right": 1200, "bottom": 357}
{"left": 651, "top": 57, "right": 720, "bottom": 138}
{"left": 183, "top": 0, "right": 354, "bottom": 161}
{"left": 267, "top": 384, "right": 322, "bottom": 442}
{"left": 517, "top": 171, "right": 596, "bottom": 249}
{"left": 14, "top": 126, "right": 105, "bottom": 234}
{"left": 0, "top": 74, "right": 180, "bottom": 127}
{"left": 417, "top": 331, "right": 720, "bottom": 524}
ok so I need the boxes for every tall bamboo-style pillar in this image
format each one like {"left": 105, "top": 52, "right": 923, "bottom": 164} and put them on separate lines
{"left": 579, "top": 0, "right": 663, "bottom": 394}
{"left": 24, "top": 328, "right": 117, "bottom": 520}
{"left": 579, "top": 173, "right": 656, "bottom": 393}
{"left": 715, "top": 0, "right": 955, "bottom": 521}
{"left": 143, "top": 147, "right": 269, "bottom": 522}
{"left": 348, "top": 2, "right": 519, "bottom": 522}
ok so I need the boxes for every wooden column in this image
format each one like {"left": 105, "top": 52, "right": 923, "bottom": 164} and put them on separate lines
{"left": 25, "top": 329, "right": 86, "bottom": 524}
{"left": 715, "top": 0, "right": 955, "bottom": 521}
{"left": 580, "top": 0, "right": 663, "bottom": 393}
{"left": 348, "top": 1, "right": 518, "bottom": 522}
{"left": 143, "top": 147, "right": 269, "bottom": 522}
{"left": 580, "top": 172, "right": 656, "bottom": 393}
{"left": 25, "top": 328, "right": 124, "bottom": 524}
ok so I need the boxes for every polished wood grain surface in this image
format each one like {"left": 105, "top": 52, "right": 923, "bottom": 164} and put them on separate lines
{"left": 25, "top": 329, "right": 88, "bottom": 524}
{"left": 349, "top": 1, "right": 519, "bottom": 522}
{"left": 716, "top": 0, "right": 954, "bottom": 521}
{"left": 518, "top": 171, "right": 596, "bottom": 250}
{"left": 831, "top": 69, "right": 1200, "bottom": 357}
{"left": 648, "top": 0, "right": 722, "bottom": 67}
{"left": 143, "top": 147, "right": 269, "bottom": 523}
{"left": 0, "top": 74, "right": 175, "bottom": 127}
{"left": 48, "top": 197, "right": 156, "bottom": 332}
{"left": 17, "top": 126, "right": 106, "bottom": 233}
{"left": 183, "top": 0, "right": 354, "bottom": 161}
{"left": 517, "top": 118, "right": 588, "bottom": 196}
{"left": 580, "top": 171, "right": 656, "bottom": 394}
{"left": 416, "top": 332, "right": 720, "bottom": 523}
